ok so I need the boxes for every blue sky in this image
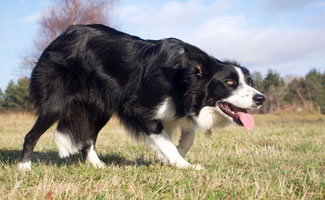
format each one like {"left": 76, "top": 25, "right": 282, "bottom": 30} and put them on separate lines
{"left": 0, "top": 0, "right": 325, "bottom": 90}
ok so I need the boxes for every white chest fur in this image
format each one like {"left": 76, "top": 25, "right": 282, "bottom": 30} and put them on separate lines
{"left": 194, "top": 106, "right": 232, "bottom": 131}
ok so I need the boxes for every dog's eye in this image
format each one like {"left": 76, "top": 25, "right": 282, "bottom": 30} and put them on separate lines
{"left": 226, "top": 80, "right": 236, "bottom": 86}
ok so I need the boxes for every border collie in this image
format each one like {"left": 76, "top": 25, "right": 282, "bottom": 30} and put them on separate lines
{"left": 19, "top": 24, "right": 265, "bottom": 170}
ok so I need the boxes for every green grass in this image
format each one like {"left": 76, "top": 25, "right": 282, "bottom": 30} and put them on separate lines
{"left": 0, "top": 113, "right": 324, "bottom": 199}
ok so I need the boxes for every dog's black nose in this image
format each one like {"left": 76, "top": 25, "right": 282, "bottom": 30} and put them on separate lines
{"left": 253, "top": 94, "right": 266, "bottom": 106}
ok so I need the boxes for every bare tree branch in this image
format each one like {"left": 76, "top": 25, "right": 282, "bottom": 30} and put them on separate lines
{"left": 21, "top": 0, "right": 116, "bottom": 73}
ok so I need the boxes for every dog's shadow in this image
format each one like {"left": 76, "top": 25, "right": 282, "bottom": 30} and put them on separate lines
{"left": 0, "top": 149, "right": 153, "bottom": 168}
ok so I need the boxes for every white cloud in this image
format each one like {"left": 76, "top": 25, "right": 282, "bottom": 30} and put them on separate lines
{"left": 117, "top": 0, "right": 325, "bottom": 75}
{"left": 20, "top": 12, "right": 41, "bottom": 23}
{"left": 187, "top": 15, "right": 325, "bottom": 74}
{"left": 191, "top": 16, "right": 325, "bottom": 62}
{"left": 117, "top": 0, "right": 229, "bottom": 38}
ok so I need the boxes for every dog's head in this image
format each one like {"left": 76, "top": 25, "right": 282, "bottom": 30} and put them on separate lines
{"left": 212, "top": 62, "right": 265, "bottom": 130}
{"left": 194, "top": 60, "right": 265, "bottom": 131}
{"left": 169, "top": 41, "right": 265, "bottom": 130}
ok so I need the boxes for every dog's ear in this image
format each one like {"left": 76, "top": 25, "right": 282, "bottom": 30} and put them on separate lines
{"left": 195, "top": 62, "right": 211, "bottom": 78}
{"left": 183, "top": 43, "right": 211, "bottom": 78}
{"left": 196, "top": 64, "right": 203, "bottom": 77}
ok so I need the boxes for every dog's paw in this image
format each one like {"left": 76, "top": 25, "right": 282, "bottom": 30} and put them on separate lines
{"left": 175, "top": 162, "right": 205, "bottom": 170}
{"left": 18, "top": 161, "right": 31, "bottom": 171}
{"left": 192, "top": 164, "right": 205, "bottom": 170}
{"left": 175, "top": 161, "right": 192, "bottom": 169}
{"left": 91, "top": 160, "right": 106, "bottom": 168}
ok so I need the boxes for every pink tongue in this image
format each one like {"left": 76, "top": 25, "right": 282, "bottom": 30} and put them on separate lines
{"left": 237, "top": 111, "right": 255, "bottom": 131}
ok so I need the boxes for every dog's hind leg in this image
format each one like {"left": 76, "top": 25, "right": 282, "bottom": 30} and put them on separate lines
{"left": 82, "top": 144, "right": 106, "bottom": 168}
{"left": 54, "top": 128, "right": 81, "bottom": 159}
{"left": 19, "top": 111, "right": 59, "bottom": 170}
{"left": 177, "top": 128, "right": 195, "bottom": 158}
{"left": 55, "top": 106, "right": 111, "bottom": 168}
{"left": 80, "top": 115, "right": 111, "bottom": 168}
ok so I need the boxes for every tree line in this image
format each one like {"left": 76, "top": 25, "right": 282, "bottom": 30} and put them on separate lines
{"left": 252, "top": 69, "right": 325, "bottom": 114}
{"left": 1, "top": 68, "right": 324, "bottom": 114}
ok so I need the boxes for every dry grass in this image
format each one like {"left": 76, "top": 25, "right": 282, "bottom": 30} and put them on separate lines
{"left": 0, "top": 112, "right": 324, "bottom": 199}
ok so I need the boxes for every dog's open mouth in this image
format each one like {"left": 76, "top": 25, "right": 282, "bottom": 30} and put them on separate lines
{"left": 218, "top": 102, "right": 254, "bottom": 131}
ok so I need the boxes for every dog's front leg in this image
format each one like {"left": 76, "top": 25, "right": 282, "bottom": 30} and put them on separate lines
{"left": 177, "top": 128, "right": 195, "bottom": 157}
{"left": 148, "top": 131, "right": 204, "bottom": 170}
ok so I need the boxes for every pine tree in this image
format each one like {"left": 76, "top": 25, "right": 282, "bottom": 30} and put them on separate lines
{"left": 305, "top": 69, "right": 325, "bottom": 113}
{"left": 251, "top": 71, "right": 264, "bottom": 92}
{"left": 3, "top": 78, "right": 31, "bottom": 111}
{"left": 262, "top": 70, "right": 285, "bottom": 112}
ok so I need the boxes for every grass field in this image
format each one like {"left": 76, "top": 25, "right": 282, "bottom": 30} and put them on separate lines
{"left": 0, "top": 112, "right": 324, "bottom": 199}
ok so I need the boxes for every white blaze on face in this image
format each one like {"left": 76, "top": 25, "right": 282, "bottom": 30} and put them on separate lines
{"left": 224, "top": 67, "right": 262, "bottom": 109}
